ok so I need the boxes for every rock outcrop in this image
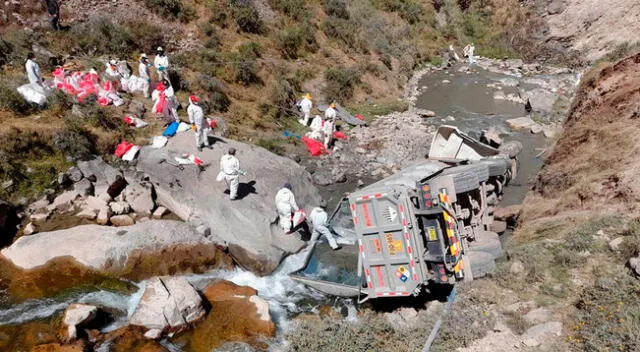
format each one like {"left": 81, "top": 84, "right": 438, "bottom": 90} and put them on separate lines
{"left": 130, "top": 276, "right": 206, "bottom": 333}
{"left": 186, "top": 280, "right": 276, "bottom": 350}
{"left": 137, "top": 134, "right": 316, "bottom": 275}
{"left": 63, "top": 304, "right": 98, "bottom": 339}
{"left": 0, "top": 221, "right": 221, "bottom": 274}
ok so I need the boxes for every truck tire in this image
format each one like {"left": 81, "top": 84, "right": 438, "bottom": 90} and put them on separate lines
{"left": 441, "top": 164, "right": 489, "bottom": 193}
{"left": 468, "top": 231, "right": 503, "bottom": 258}
{"left": 465, "top": 250, "right": 496, "bottom": 278}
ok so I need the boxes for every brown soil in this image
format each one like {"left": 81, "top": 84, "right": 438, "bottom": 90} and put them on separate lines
{"left": 523, "top": 53, "right": 640, "bottom": 222}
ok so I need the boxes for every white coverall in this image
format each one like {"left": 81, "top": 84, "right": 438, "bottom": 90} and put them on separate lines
{"left": 138, "top": 62, "right": 151, "bottom": 98}
{"left": 25, "top": 59, "right": 42, "bottom": 86}
{"left": 309, "top": 207, "right": 339, "bottom": 249}
{"left": 299, "top": 98, "right": 312, "bottom": 126}
{"left": 164, "top": 85, "right": 179, "bottom": 121}
{"left": 324, "top": 106, "right": 337, "bottom": 121}
{"left": 308, "top": 115, "right": 324, "bottom": 140}
{"left": 188, "top": 102, "right": 209, "bottom": 149}
{"left": 154, "top": 54, "right": 170, "bottom": 81}
{"left": 220, "top": 154, "right": 243, "bottom": 200}
{"left": 322, "top": 118, "right": 334, "bottom": 149}
{"left": 275, "top": 188, "right": 299, "bottom": 231}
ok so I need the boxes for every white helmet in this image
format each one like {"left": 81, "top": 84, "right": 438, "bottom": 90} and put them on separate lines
{"left": 157, "top": 46, "right": 164, "bottom": 52}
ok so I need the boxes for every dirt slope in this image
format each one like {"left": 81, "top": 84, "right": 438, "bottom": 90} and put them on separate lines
{"left": 529, "top": 0, "right": 640, "bottom": 62}
{"left": 523, "top": 53, "right": 640, "bottom": 221}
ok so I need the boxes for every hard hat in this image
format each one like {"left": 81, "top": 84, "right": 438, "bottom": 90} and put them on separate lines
{"left": 330, "top": 102, "right": 336, "bottom": 108}
{"left": 109, "top": 59, "right": 117, "bottom": 65}
{"left": 189, "top": 95, "right": 199, "bottom": 103}
{"left": 304, "top": 93, "right": 312, "bottom": 100}
{"left": 157, "top": 46, "right": 164, "bottom": 52}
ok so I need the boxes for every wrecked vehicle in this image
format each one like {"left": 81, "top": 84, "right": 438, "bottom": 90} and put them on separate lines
{"left": 291, "top": 126, "right": 522, "bottom": 301}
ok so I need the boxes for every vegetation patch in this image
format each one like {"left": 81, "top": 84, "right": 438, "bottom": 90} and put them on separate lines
{"left": 322, "top": 66, "right": 361, "bottom": 103}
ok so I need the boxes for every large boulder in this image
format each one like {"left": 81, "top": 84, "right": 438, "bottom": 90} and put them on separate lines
{"left": 64, "top": 303, "right": 98, "bottom": 339}
{"left": 136, "top": 134, "right": 319, "bottom": 275}
{"left": 0, "top": 199, "right": 19, "bottom": 248}
{"left": 188, "top": 280, "right": 276, "bottom": 350}
{"left": 122, "top": 181, "right": 155, "bottom": 214}
{"left": 0, "top": 221, "right": 221, "bottom": 274}
{"left": 77, "top": 157, "right": 122, "bottom": 196}
{"left": 130, "top": 276, "right": 206, "bottom": 332}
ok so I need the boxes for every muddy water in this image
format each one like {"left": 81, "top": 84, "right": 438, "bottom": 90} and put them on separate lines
{"left": 416, "top": 65, "right": 547, "bottom": 205}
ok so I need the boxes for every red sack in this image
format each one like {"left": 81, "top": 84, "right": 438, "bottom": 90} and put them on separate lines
{"left": 209, "top": 119, "right": 217, "bottom": 129}
{"left": 153, "top": 93, "right": 166, "bottom": 114}
{"left": 123, "top": 116, "right": 134, "bottom": 125}
{"left": 302, "top": 136, "right": 328, "bottom": 156}
{"left": 114, "top": 141, "right": 134, "bottom": 158}
{"left": 355, "top": 114, "right": 364, "bottom": 121}
{"left": 333, "top": 131, "right": 348, "bottom": 140}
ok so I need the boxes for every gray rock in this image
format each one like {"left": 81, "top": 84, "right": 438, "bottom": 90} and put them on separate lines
{"left": 629, "top": 257, "right": 640, "bottom": 275}
{"left": 523, "top": 307, "right": 552, "bottom": 325}
{"left": 312, "top": 171, "right": 334, "bottom": 186}
{"left": 542, "top": 126, "right": 559, "bottom": 139}
{"left": 76, "top": 208, "right": 97, "bottom": 220}
{"left": 547, "top": 0, "right": 564, "bottom": 14}
{"left": 77, "top": 157, "right": 121, "bottom": 196}
{"left": 522, "top": 322, "right": 562, "bottom": 344}
{"left": 23, "top": 222, "right": 36, "bottom": 235}
{"left": 509, "top": 260, "right": 525, "bottom": 275}
{"left": 110, "top": 201, "right": 131, "bottom": 215}
{"left": 152, "top": 206, "right": 167, "bottom": 219}
{"left": 609, "top": 237, "right": 624, "bottom": 252}
{"left": 96, "top": 208, "right": 111, "bottom": 225}
{"left": 58, "top": 172, "right": 71, "bottom": 186}
{"left": 144, "top": 329, "right": 163, "bottom": 340}
{"left": 84, "top": 196, "right": 109, "bottom": 212}
{"left": 51, "top": 190, "right": 81, "bottom": 212}
{"left": 123, "top": 181, "right": 155, "bottom": 214}
{"left": 1, "top": 221, "right": 211, "bottom": 271}
{"left": 111, "top": 214, "right": 135, "bottom": 227}
{"left": 64, "top": 303, "right": 98, "bottom": 339}
{"left": 67, "top": 167, "right": 84, "bottom": 183}
{"left": 130, "top": 276, "right": 205, "bottom": 331}
{"left": 415, "top": 109, "right": 436, "bottom": 118}
{"left": 506, "top": 117, "right": 536, "bottom": 130}
{"left": 128, "top": 100, "right": 147, "bottom": 117}
{"left": 444, "top": 115, "right": 455, "bottom": 121}
{"left": 502, "top": 301, "right": 536, "bottom": 314}
{"left": 136, "top": 133, "right": 315, "bottom": 276}
{"left": 27, "top": 197, "right": 51, "bottom": 214}
{"left": 30, "top": 212, "right": 49, "bottom": 224}
{"left": 530, "top": 124, "right": 543, "bottom": 134}
{"left": 1, "top": 179, "right": 13, "bottom": 189}
{"left": 73, "top": 179, "right": 94, "bottom": 196}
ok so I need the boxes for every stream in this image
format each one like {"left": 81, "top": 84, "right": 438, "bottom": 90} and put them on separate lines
{"left": 0, "top": 61, "right": 580, "bottom": 351}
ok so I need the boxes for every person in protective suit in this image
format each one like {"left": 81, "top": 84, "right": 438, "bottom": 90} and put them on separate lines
{"left": 154, "top": 46, "right": 170, "bottom": 82}
{"left": 188, "top": 95, "right": 210, "bottom": 152}
{"left": 25, "top": 53, "right": 43, "bottom": 86}
{"left": 275, "top": 183, "right": 299, "bottom": 233}
{"left": 298, "top": 93, "right": 313, "bottom": 126}
{"left": 309, "top": 200, "right": 340, "bottom": 250}
{"left": 219, "top": 148, "right": 246, "bottom": 200}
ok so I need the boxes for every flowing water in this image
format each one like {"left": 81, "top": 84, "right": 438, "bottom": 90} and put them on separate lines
{"left": 0, "top": 62, "right": 578, "bottom": 351}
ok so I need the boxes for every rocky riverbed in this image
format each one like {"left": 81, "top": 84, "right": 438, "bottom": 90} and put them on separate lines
{"left": 0, "top": 55, "right": 582, "bottom": 351}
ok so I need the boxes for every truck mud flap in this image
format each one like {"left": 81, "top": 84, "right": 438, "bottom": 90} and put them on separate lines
{"left": 289, "top": 275, "right": 363, "bottom": 297}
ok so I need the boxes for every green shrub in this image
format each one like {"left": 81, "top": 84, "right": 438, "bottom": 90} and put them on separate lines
{"left": 195, "top": 75, "right": 231, "bottom": 112}
{"left": 0, "top": 79, "right": 32, "bottom": 115}
{"left": 54, "top": 119, "right": 97, "bottom": 160}
{"left": 256, "top": 139, "right": 285, "bottom": 155}
{"left": 321, "top": 17, "right": 358, "bottom": 48}
{"left": 322, "top": 66, "right": 361, "bottom": 103}
{"left": 70, "top": 18, "right": 164, "bottom": 57}
{"left": 143, "top": 0, "right": 197, "bottom": 22}
{"left": 233, "top": 57, "right": 261, "bottom": 86}
{"left": 230, "top": 0, "right": 263, "bottom": 34}
{"left": 324, "top": 0, "right": 349, "bottom": 19}
{"left": 0, "top": 30, "right": 34, "bottom": 67}
{"left": 269, "top": 0, "right": 307, "bottom": 20}
{"left": 271, "top": 75, "right": 300, "bottom": 119}
{"left": 275, "top": 24, "right": 317, "bottom": 59}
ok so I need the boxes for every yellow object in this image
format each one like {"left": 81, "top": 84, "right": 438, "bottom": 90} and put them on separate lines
{"left": 330, "top": 103, "right": 336, "bottom": 108}
{"left": 304, "top": 93, "right": 313, "bottom": 100}
{"left": 191, "top": 125, "right": 197, "bottom": 132}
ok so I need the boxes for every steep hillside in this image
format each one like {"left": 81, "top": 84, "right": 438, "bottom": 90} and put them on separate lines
{"left": 0, "top": 0, "right": 527, "bottom": 203}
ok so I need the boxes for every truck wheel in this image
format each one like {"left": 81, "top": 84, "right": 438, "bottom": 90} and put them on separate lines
{"left": 468, "top": 231, "right": 503, "bottom": 258}
{"left": 465, "top": 250, "right": 496, "bottom": 278}
{"left": 441, "top": 163, "right": 489, "bottom": 193}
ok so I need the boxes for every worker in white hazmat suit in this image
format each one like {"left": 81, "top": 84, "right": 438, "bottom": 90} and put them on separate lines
{"left": 154, "top": 46, "right": 170, "bottom": 82}
{"left": 188, "top": 95, "right": 210, "bottom": 152}
{"left": 138, "top": 54, "right": 151, "bottom": 98}
{"left": 105, "top": 60, "right": 121, "bottom": 79}
{"left": 298, "top": 93, "right": 313, "bottom": 126}
{"left": 310, "top": 200, "right": 340, "bottom": 250}
{"left": 322, "top": 117, "right": 334, "bottom": 150}
{"left": 463, "top": 43, "right": 476, "bottom": 64}
{"left": 324, "top": 102, "right": 337, "bottom": 121}
{"left": 275, "top": 183, "right": 299, "bottom": 232}
{"left": 25, "top": 53, "right": 42, "bottom": 86}
{"left": 219, "top": 148, "right": 246, "bottom": 200}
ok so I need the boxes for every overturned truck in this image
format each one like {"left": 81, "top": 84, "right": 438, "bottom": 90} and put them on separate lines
{"left": 291, "top": 126, "right": 522, "bottom": 301}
